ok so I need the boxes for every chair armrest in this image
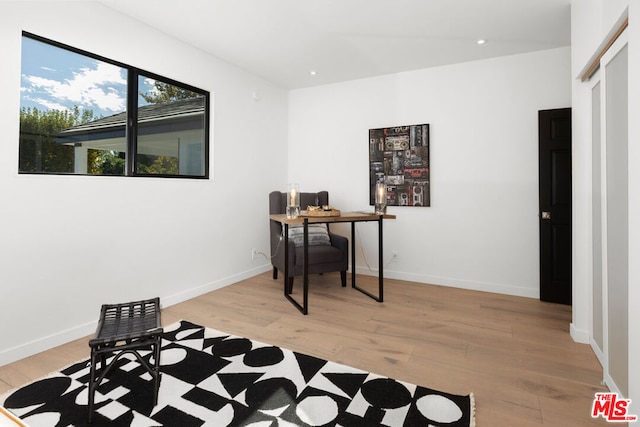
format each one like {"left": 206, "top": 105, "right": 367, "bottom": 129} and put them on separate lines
{"left": 329, "top": 232, "right": 348, "bottom": 253}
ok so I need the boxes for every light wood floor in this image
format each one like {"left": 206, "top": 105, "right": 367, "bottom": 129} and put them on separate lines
{"left": 0, "top": 271, "right": 608, "bottom": 426}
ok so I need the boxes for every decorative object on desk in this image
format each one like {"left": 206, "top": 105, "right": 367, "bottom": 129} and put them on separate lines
{"left": 305, "top": 205, "right": 341, "bottom": 217}
{"left": 1, "top": 320, "right": 475, "bottom": 427}
{"left": 375, "top": 182, "right": 387, "bottom": 214}
{"left": 286, "top": 183, "right": 300, "bottom": 218}
{"left": 369, "top": 123, "right": 430, "bottom": 207}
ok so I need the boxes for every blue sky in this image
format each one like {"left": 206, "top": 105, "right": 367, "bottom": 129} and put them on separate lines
{"left": 20, "top": 37, "right": 154, "bottom": 119}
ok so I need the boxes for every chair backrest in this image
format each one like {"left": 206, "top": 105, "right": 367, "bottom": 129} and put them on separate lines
{"left": 269, "top": 191, "right": 330, "bottom": 259}
{"left": 269, "top": 191, "right": 329, "bottom": 214}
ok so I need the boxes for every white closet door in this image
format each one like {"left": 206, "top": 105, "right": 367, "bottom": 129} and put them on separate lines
{"left": 601, "top": 34, "right": 628, "bottom": 396}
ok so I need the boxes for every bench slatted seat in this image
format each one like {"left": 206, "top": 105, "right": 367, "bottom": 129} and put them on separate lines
{"left": 88, "top": 297, "right": 162, "bottom": 422}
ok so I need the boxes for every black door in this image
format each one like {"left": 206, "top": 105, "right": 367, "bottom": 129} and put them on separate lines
{"left": 539, "top": 108, "right": 572, "bottom": 305}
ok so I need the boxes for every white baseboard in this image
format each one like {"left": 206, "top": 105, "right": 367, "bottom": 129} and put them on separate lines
{"left": 0, "top": 264, "right": 272, "bottom": 368}
{"left": 161, "top": 264, "right": 271, "bottom": 308}
{"left": 570, "top": 322, "right": 591, "bottom": 344}
{"left": 0, "top": 320, "right": 97, "bottom": 369}
{"left": 603, "top": 372, "right": 621, "bottom": 395}
{"left": 590, "top": 339, "right": 605, "bottom": 368}
{"left": 354, "top": 266, "right": 539, "bottom": 299}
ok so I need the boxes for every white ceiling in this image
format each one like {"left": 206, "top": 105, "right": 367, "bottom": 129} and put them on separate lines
{"left": 100, "top": 0, "right": 571, "bottom": 89}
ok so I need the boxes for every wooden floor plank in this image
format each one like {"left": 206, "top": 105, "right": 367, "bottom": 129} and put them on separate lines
{"left": 0, "top": 271, "right": 608, "bottom": 426}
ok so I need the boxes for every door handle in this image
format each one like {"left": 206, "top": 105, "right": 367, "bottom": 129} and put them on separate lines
{"left": 541, "top": 211, "right": 551, "bottom": 220}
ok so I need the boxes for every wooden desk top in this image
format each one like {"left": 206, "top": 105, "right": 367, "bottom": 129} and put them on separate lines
{"left": 270, "top": 211, "right": 396, "bottom": 225}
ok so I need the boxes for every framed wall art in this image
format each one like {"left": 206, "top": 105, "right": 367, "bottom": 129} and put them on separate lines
{"left": 369, "top": 123, "right": 430, "bottom": 207}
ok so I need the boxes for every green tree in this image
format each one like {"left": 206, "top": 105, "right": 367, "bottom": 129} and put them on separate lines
{"left": 136, "top": 154, "right": 179, "bottom": 175}
{"left": 140, "top": 81, "right": 200, "bottom": 104}
{"left": 88, "top": 149, "right": 125, "bottom": 175}
{"left": 19, "top": 106, "right": 96, "bottom": 173}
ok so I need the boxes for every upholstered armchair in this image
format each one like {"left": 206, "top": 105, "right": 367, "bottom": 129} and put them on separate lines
{"left": 269, "top": 191, "right": 349, "bottom": 292}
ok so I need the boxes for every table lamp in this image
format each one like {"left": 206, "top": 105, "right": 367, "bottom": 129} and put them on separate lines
{"left": 375, "top": 182, "right": 387, "bottom": 214}
{"left": 286, "top": 183, "right": 300, "bottom": 218}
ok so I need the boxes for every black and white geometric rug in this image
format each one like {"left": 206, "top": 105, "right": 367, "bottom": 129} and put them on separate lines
{"left": 1, "top": 320, "right": 475, "bottom": 426}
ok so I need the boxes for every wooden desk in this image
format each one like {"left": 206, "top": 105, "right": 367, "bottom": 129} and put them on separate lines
{"left": 269, "top": 212, "right": 396, "bottom": 314}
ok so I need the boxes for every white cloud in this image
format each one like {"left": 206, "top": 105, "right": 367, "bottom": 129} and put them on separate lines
{"left": 32, "top": 97, "right": 69, "bottom": 111}
{"left": 22, "top": 60, "right": 126, "bottom": 113}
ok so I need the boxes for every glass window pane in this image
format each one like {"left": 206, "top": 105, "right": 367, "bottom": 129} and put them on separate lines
{"left": 136, "top": 76, "right": 206, "bottom": 177}
{"left": 19, "top": 36, "right": 127, "bottom": 175}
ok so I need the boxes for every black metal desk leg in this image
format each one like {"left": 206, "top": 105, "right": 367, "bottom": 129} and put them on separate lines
{"left": 284, "top": 223, "right": 289, "bottom": 295}
{"left": 378, "top": 215, "right": 384, "bottom": 302}
{"left": 283, "top": 220, "right": 308, "bottom": 315}
{"left": 351, "top": 222, "right": 356, "bottom": 287}
{"left": 352, "top": 216, "right": 383, "bottom": 303}
{"left": 303, "top": 218, "right": 309, "bottom": 314}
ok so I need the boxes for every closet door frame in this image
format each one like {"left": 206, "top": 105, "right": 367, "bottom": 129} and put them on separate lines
{"left": 588, "top": 71, "right": 604, "bottom": 367}
{"left": 596, "top": 30, "right": 629, "bottom": 397}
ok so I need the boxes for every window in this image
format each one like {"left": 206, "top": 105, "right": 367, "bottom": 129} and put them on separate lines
{"left": 19, "top": 33, "right": 209, "bottom": 178}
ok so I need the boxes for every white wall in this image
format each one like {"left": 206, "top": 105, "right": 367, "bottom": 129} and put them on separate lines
{"left": 0, "top": 1, "right": 286, "bottom": 366}
{"left": 571, "top": 0, "right": 639, "bottom": 411}
{"left": 288, "top": 48, "right": 571, "bottom": 299}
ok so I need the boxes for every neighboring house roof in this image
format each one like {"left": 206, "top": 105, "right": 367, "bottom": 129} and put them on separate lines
{"left": 55, "top": 97, "right": 205, "bottom": 145}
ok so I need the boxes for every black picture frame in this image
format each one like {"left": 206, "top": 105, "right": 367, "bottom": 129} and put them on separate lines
{"left": 369, "top": 124, "right": 430, "bottom": 207}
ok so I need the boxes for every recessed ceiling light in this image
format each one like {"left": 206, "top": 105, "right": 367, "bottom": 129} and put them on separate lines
{"left": 476, "top": 39, "right": 487, "bottom": 45}
{"left": 309, "top": 70, "right": 317, "bottom": 76}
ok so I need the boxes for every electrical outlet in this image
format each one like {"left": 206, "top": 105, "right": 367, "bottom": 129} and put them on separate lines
{"left": 391, "top": 251, "right": 398, "bottom": 262}
{"left": 251, "top": 248, "right": 257, "bottom": 260}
